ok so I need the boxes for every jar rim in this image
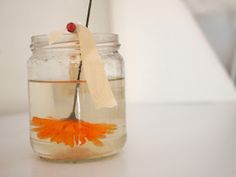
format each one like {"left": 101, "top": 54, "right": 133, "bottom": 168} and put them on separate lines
{"left": 31, "top": 33, "right": 119, "bottom": 45}
{"left": 31, "top": 33, "right": 120, "bottom": 52}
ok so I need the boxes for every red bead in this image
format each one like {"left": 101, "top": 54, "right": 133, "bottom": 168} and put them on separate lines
{"left": 66, "top": 22, "right": 76, "bottom": 33}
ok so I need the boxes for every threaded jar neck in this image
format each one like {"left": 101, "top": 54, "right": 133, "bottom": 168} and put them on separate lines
{"left": 31, "top": 33, "right": 120, "bottom": 53}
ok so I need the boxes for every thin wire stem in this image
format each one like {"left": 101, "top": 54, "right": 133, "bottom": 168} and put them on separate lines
{"left": 68, "top": 60, "right": 82, "bottom": 119}
{"left": 68, "top": 0, "right": 92, "bottom": 119}
{"left": 86, "top": 0, "right": 93, "bottom": 27}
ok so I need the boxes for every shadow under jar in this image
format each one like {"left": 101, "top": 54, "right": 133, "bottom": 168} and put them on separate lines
{"left": 28, "top": 33, "right": 126, "bottom": 161}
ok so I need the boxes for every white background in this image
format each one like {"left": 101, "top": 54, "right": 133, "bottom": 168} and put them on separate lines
{"left": 0, "top": 0, "right": 236, "bottom": 115}
{"left": 0, "top": 0, "right": 110, "bottom": 115}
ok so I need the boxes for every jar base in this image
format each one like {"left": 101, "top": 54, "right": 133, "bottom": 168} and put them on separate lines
{"left": 37, "top": 149, "right": 121, "bottom": 163}
{"left": 31, "top": 134, "right": 126, "bottom": 162}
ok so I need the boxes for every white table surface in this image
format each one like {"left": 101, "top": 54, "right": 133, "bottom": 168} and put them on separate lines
{"left": 1, "top": 104, "right": 236, "bottom": 177}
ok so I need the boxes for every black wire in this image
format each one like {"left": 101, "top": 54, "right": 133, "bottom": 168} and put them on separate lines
{"left": 69, "top": 0, "right": 93, "bottom": 118}
{"left": 86, "top": 0, "right": 93, "bottom": 27}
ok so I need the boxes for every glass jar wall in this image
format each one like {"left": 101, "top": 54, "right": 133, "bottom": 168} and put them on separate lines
{"left": 28, "top": 33, "right": 126, "bottom": 161}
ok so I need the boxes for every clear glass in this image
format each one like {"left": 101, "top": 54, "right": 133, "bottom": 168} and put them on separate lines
{"left": 28, "top": 33, "right": 126, "bottom": 161}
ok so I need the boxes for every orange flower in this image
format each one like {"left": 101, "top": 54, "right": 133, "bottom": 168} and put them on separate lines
{"left": 31, "top": 117, "right": 116, "bottom": 148}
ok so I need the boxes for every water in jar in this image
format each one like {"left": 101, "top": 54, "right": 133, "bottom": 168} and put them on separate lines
{"left": 28, "top": 78, "right": 126, "bottom": 161}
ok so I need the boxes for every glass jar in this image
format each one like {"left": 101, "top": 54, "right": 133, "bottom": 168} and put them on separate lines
{"left": 28, "top": 33, "right": 126, "bottom": 161}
